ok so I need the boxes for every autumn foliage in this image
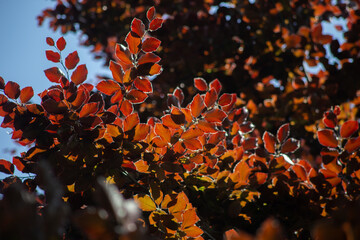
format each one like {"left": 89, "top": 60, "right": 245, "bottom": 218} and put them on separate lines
{"left": 2, "top": 2, "right": 360, "bottom": 240}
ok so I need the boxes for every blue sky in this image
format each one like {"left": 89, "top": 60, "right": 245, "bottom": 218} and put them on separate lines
{"left": 0, "top": 0, "right": 109, "bottom": 173}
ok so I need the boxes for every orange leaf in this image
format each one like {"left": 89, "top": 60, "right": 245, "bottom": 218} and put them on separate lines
{"left": 131, "top": 18, "right": 145, "bottom": 38}
{"left": 120, "top": 99, "right": 133, "bottom": 116}
{"left": 44, "top": 67, "right": 63, "bottom": 83}
{"left": 183, "top": 138, "right": 203, "bottom": 150}
{"left": 340, "top": 120, "right": 359, "bottom": 138}
{"left": 155, "top": 123, "right": 171, "bottom": 143}
{"left": 79, "top": 102, "right": 98, "bottom": 118}
{"left": 142, "top": 37, "right": 161, "bottom": 52}
{"left": 204, "top": 109, "right": 227, "bottom": 123}
{"left": 20, "top": 86, "right": 34, "bottom": 103}
{"left": 182, "top": 208, "right": 200, "bottom": 229}
{"left": 317, "top": 129, "right": 338, "bottom": 148}
{"left": 71, "top": 64, "right": 88, "bottom": 85}
{"left": 45, "top": 50, "right": 60, "bottom": 63}
{"left": 204, "top": 88, "right": 218, "bottom": 108}
{"left": 126, "top": 32, "right": 141, "bottom": 54}
{"left": 182, "top": 128, "right": 203, "bottom": 140}
{"left": 4, "top": 81, "right": 20, "bottom": 99}
{"left": 138, "top": 53, "right": 161, "bottom": 65}
{"left": 149, "top": 63, "right": 162, "bottom": 75}
{"left": 0, "top": 159, "right": 14, "bottom": 174}
{"left": 96, "top": 80, "right": 121, "bottom": 95}
{"left": 197, "top": 120, "right": 217, "bottom": 133}
{"left": 134, "top": 194, "right": 157, "bottom": 211}
{"left": 183, "top": 225, "right": 203, "bottom": 238}
{"left": 194, "top": 77, "right": 207, "bottom": 91}
{"left": 56, "top": 37, "right": 66, "bottom": 51}
{"left": 134, "top": 78, "right": 153, "bottom": 93}
{"left": 344, "top": 137, "right": 360, "bottom": 153}
{"left": 123, "top": 112, "right": 140, "bottom": 132}
{"left": 65, "top": 51, "right": 80, "bottom": 70}
{"left": 12, "top": 157, "right": 24, "bottom": 172}
{"left": 161, "top": 114, "right": 181, "bottom": 129}
{"left": 134, "top": 123, "right": 150, "bottom": 141}
{"left": 170, "top": 107, "right": 186, "bottom": 125}
{"left": 263, "top": 131, "right": 276, "bottom": 154}
{"left": 134, "top": 160, "right": 149, "bottom": 173}
{"left": 115, "top": 44, "right": 133, "bottom": 69}
{"left": 126, "top": 89, "right": 148, "bottom": 104}
{"left": 109, "top": 60, "right": 124, "bottom": 83}
{"left": 189, "top": 94, "right": 205, "bottom": 118}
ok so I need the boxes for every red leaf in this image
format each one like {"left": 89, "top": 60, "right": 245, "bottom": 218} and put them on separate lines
{"left": 242, "top": 137, "right": 258, "bottom": 151}
{"left": 115, "top": 44, "right": 133, "bottom": 69}
{"left": 344, "top": 137, "right": 360, "bottom": 153}
{"left": 184, "top": 138, "right": 203, "bottom": 150}
{"left": 0, "top": 76, "right": 4, "bottom": 89}
{"left": 263, "top": 131, "right": 276, "bottom": 154}
{"left": 281, "top": 138, "right": 300, "bottom": 153}
{"left": 323, "top": 110, "right": 338, "bottom": 128}
{"left": 13, "top": 157, "right": 24, "bottom": 172}
{"left": 277, "top": 123, "right": 290, "bottom": 143}
{"left": 45, "top": 50, "right": 60, "bottom": 62}
{"left": 44, "top": 67, "right": 63, "bottom": 83}
{"left": 0, "top": 159, "right": 14, "bottom": 174}
{"left": 134, "top": 123, "right": 150, "bottom": 141}
{"left": 197, "top": 120, "right": 217, "bottom": 133}
{"left": 56, "top": 37, "right": 66, "bottom": 51}
{"left": 189, "top": 94, "right": 205, "bottom": 118}
{"left": 71, "top": 64, "right": 88, "bottom": 85}
{"left": 131, "top": 18, "right": 145, "bottom": 38}
{"left": 142, "top": 37, "right": 161, "bottom": 52}
{"left": 20, "top": 86, "right": 34, "bottom": 103}
{"left": 340, "top": 120, "right": 359, "bottom": 138}
{"left": 194, "top": 77, "right": 207, "bottom": 91}
{"left": 79, "top": 102, "right": 98, "bottom": 118}
{"left": 126, "top": 32, "right": 141, "bottom": 54}
{"left": 65, "top": 51, "right": 80, "bottom": 70}
{"left": 204, "top": 88, "right": 218, "bottom": 108}
{"left": 292, "top": 164, "right": 307, "bottom": 181}
{"left": 111, "top": 90, "right": 124, "bottom": 103}
{"left": 204, "top": 109, "right": 227, "bottom": 123}
{"left": 120, "top": 99, "right": 133, "bottom": 116}
{"left": 96, "top": 80, "right": 121, "bottom": 95}
{"left": 218, "top": 93, "right": 232, "bottom": 106}
{"left": 209, "top": 78, "right": 222, "bottom": 94}
{"left": 4, "top": 81, "right": 20, "bottom": 99}
{"left": 147, "top": 6, "right": 156, "bottom": 21}
{"left": 126, "top": 89, "right": 148, "bottom": 104}
{"left": 170, "top": 107, "right": 186, "bottom": 125}
{"left": 155, "top": 123, "right": 171, "bottom": 143}
{"left": 173, "top": 87, "right": 184, "bottom": 104}
{"left": 134, "top": 78, "right": 153, "bottom": 93}
{"left": 42, "top": 99, "right": 68, "bottom": 114}
{"left": 109, "top": 60, "right": 124, "bottom": 83}
{"left": 46, "top": 37, "right": 54, "bottom": 46}
{"left": 138, "top": 53, "right": 161, "bottom": 65}
{"left": 123, "top": 112, "right": 140, "bottom": 132}
{"left": 149, "top": 18, "right": 164, "bottom": 31}
{"left": 317, "top": 129, "right": 338, "bottom": 148}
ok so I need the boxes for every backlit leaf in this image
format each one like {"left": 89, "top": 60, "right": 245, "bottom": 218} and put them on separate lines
{"left": 65, "top": 51, "right": 80, "bottom": 70}
{"left": 344, "top": 137, "right": 360, "bottom": 153}
{"left": 71, "top": 64, "right": 88, "bottom": 85}
{"left": 183, "top": 225, "right": 203, "bottom": 238}
{"left": 277, "top": 123, "right": 290, "bottom": 143}
{"left": 79, "top": 102, "right": 98, "bottom": 118}
{"left": 138, "top": 53, "right": 161, "bottom": 65}
{"left": 96, "top": 80, "right": 121, "bottom": 95}
{"left": 147, "top": 6, "right": 156, "bottom": 21}
{"left": 204, "top": 88, "right": 218, "bottom": 108}
{"left": 204, "top": 109, "right": 226, "bottom": 123}
{"left": 149, "top": 18, "right": 164, "bottom": 31}
{"left": 189, "top": 94, "right": 205, "bottom": 118}
{"left": 170, "top": 107, "right": 186, "bottom": 125}
{"left": 209, "top": 78, "right": 222, "bottom": 94}
{"left": 155, "top": 123, "right": 171, "bottom": 143}
{"left": 126, "top": 89, "right": 148, "bottom": 103}
{"left": 134, "top": 194, "right": 157, "bottom": 211}
{"left": 12, "top": 157, "right": 24, "bottom": 172}
{"left": 44, "top": 67, "right": 63, "bottom": 83}
{"left": 242, "top": 137, "right": 258, "bottom": 151}
{"left": 197, "top": 120, "right": 217, "bottom": 133}
{"left": 123, "top": 112, "right": 140, "bottom": 132}
{"left": 281, "top": 138, "right": 300, "bottom": 153}
{"left": 184, "top": 138, "right": 202, "bottom": 150}
{"left": 126, "top": 32, "right": 141, "bottom": 54}
{"left": 0, "top": 77, "right": 4, "bottom": 89}
{"left": 317, "top": 129, "right": 338, "bottom": 148}
{"left": 4, "top": 81, "right": 20, "bottom": 99}
{"left": 0, "top": 160, "right": 14, "bottom": 174}
{"left": 182, "top": 208, "right": 199, "bottom": 229}
{"left": 45, "top": 50, "right": 60, "bottom": 62}
{"left": 115, "top": 44, "right": 133, "bottom": 67}
{"left": 142, "top": 37, "right": 161, "bottom": 52}
{"left": 340, "top": 120, "right": 358, "bottom": 138}
{"left": 109, "top": 60, "right": 124, "bottom": 83}
{"left": 20, "top": 86, "right": 34, "bottom": 103}
{"left": 218, "top": 93, "right": 232, "bottom": 106}
{"left": 134, "top": 78, "right": 153, "bottom": 93}
{"left": 173, "top": 87, "right": 184, "bottom": 104}
{"left": 263, "top": 131, "right": 276, "bottom": 154}
{"left": 120, "top": 99, "right": 133, "bottom": 116}
{"left": 194, "top": 78, "right": 207, "bottom": 91}
{"left": 56, "top": 36, "right": 66, "bottom": 51}
{"left": 131, "top": 18, "right": 145, "bottom": 38}
{"left": 182, "top": 128, "right": 203, "bottom": 140}
{"left": 134, "top": 123, "right": 150, "bottom": 141}
{"left": 149, "top": 64, "right": 162, "bottom": 75}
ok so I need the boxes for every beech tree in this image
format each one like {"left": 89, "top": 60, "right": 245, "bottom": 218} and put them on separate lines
{"left": 1, "top": 2, "right": 360, "bottom": 240}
